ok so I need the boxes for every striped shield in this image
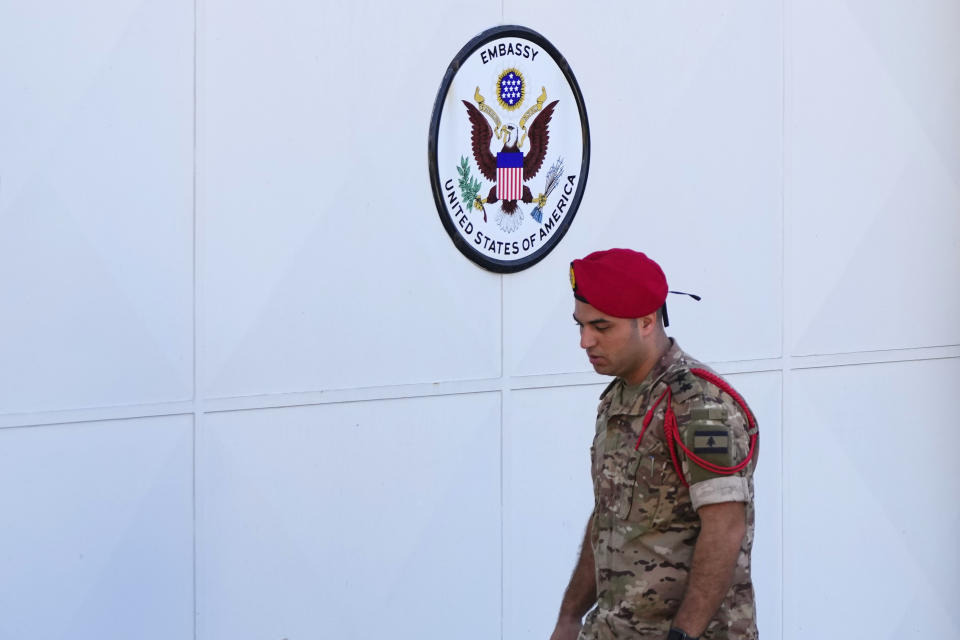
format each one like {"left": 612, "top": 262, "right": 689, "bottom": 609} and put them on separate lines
{"left": 497, "top": 152, "right": 524, "bottom": 201}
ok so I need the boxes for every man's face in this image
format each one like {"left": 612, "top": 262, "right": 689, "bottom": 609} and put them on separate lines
{"left": 573, "top": 299, "right": 648, "bottom": 382}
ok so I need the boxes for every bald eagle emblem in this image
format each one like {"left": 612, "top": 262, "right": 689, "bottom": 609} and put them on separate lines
{"left": 463, "top": 78, "right": 559, "bottom": 233}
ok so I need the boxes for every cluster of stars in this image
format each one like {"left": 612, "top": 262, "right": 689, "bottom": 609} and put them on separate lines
{"left": 500, "top": 72, "right": 523, "bottom": 105}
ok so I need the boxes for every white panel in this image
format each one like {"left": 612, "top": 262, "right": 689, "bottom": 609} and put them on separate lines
{"left": 503, "top": 384, "right": 601, "bottom": 640}
{"left": 785, "top": 359, "right": 960, "bottom": 638}
{"left": 199, "top": 1, "right": 504, "bottom": 398}
{"left": 504, "top": 371, "right": 782, "bottom": 639}
{"left": 0, "top": 416, "right": 194, "bottom": 640}
{"left": 727, "top": 371, "right": 782, "bottom": 640}
{"left": 0, "top": 1, "right": 194, "bottom": 413}
{"left": 504, "top": 1, "right": 782, "bottom": 377}
{"left": 197, "top": 394, "right": 501, "bottom": 640}
{"left": 786, "top": 0, "right": 960, "bottom": 355}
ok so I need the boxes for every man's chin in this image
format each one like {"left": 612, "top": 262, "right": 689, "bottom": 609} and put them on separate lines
{"left": 589, "top": 360, "right": 613, "bottom": 376}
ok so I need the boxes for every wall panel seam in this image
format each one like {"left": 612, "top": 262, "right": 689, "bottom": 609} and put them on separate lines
{"left": 2, "top": 351, "right": 959, "bottom": 427}
{"left": 0, "top": 405, "right": 197, "bottom": 430}
{"left": 781, "top": 2, "right": 789, "bottom": 635}
{"left": 192, "top": 0, "right": 201, "bottom": 637}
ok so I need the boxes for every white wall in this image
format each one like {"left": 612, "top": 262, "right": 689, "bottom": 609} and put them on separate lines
{"left": 1, "top": 1, "right": 958, "bottom": 639}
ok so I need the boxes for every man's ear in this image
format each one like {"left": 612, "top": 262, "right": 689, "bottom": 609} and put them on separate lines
{"left": 637, "top": 311, "right": 658, "bottom": 334}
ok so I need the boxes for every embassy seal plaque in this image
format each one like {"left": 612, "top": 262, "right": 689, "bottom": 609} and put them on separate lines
{"left": 428, "top": 25, "right": 590, "bottom": 273}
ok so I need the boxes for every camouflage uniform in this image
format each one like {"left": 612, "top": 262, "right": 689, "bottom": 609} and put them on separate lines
{"left": 580, "top": 340, "right": 759, "bottom": 640}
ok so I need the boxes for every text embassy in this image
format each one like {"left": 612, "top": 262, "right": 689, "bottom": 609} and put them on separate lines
{"left": 480, "top": 41, "right": 541, "bottom": 65}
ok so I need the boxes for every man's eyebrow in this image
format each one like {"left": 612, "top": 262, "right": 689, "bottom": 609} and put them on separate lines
{"left": 572, "top": 314, "right": 611, "bottom": 326}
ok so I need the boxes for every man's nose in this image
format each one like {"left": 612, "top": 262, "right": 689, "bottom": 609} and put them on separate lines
{"left": 580, "top": 328, "right": 595, "bottom": 350}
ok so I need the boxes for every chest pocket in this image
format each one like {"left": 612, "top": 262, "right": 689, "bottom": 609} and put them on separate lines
{"left": 593, "top": 415, "right": 668, "bottom": 528}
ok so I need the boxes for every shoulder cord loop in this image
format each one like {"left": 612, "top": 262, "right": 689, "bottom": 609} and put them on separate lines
{"left": 634, "top": 368, "right": 759, "bottom": 488}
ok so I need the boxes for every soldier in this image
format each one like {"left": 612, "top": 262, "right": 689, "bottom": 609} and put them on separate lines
{"left": 551, "top": 249, "right": 759, "bottom": 640}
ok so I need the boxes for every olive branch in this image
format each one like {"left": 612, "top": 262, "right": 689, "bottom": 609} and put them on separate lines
{"left": 457, "top": 156, "right": 482, "bottom": 208}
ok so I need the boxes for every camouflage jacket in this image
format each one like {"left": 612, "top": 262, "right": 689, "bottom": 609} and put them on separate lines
{"left": 580, "top": 340, "right": 759, "bottom": 640}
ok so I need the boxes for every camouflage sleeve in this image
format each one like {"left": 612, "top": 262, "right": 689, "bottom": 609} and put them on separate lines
{"left": 674, "top": 388, "right": 754, "bottom": 512}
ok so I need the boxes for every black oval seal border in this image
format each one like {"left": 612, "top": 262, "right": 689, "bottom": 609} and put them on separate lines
{"left": 428, "top": 25, "right": 591, "bottom": 274}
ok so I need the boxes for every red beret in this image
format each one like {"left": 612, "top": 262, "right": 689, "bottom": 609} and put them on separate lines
{"left": 570, "top": 248, "right": 668, "bottom": 318}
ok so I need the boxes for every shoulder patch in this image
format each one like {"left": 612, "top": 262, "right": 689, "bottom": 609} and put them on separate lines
{"left": 692, "top": 429, "right": 730, "bottom": 454}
